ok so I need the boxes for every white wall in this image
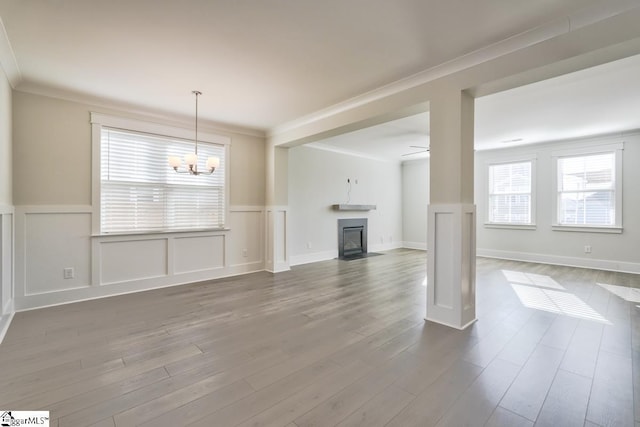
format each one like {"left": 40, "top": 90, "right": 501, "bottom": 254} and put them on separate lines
{"left": 0, "top": 65, "right": 13, "bottom": 339}
{"left": 288, "top": 146, "right": 403, "bottom": 265}
{"left": 401, "top": 159, "right": 429, "bottom": 249}
{"left": 11, "top": 91, "right": 267, "bottom": 310}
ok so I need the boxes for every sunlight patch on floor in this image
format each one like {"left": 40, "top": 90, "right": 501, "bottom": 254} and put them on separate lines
{"left": 502, "top": 270, "right": 565, "bottom": 290}
{"left": 597, "top": 282, "right": 640, "bottom": 303}
{"left": 510, "top": 284, "right": 610, "bottom": 324}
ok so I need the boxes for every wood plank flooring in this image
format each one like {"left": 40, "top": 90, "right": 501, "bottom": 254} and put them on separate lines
{"left": 1, "top": 249, "right": 639, "bottom": 426}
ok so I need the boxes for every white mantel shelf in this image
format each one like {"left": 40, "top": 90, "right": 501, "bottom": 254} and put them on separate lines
{"left": 332, "top": 204, "right": 377, "bottom": 211}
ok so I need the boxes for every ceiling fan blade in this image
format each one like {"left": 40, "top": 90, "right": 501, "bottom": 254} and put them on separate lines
{"left": 401, "top": 150, "right": 429, "bottom": 156}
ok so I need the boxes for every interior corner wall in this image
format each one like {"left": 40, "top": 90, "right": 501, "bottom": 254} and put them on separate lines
{"left": 11, "top": 91, "right": 267, "bottom": 310}
{"left": 401, "top": 159, "right": 429, "bottom": 250}
{"left": 288, "top": 146, "right": 403, "bottom": 265}
{"left": 0, "top": 68, "right": 11, "bottom": 207}
{"left": 0, "top": 65, "right": 14, "bottom": 338}
{"left": 475, "top": 133, "right": 640, "bottom": 273}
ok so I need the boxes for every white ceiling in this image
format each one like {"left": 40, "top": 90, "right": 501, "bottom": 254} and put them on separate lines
{"left": 0, "top": 0, "right": 606, "bottom": 131}
{"left": 308, "top": 113, "right": 430, "bottom": 161}
{"left": 310, "top": 52, "right": 640, "bottom": 161}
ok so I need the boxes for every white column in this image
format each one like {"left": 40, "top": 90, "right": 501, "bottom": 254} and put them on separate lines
{"left": 265, "top": 142, "right": 290, "bottom": 273}
{"left": 427, "top": 88, "right": 476, "bottom": 329}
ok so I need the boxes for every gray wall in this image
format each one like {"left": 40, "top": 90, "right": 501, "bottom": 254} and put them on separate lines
{"left": 475, "top": 133, "right": 640, "bottom": 271}
{"left": 401, "top": 159, "right": 429, "bottom": 248}
{"left": 288, "top": 146, "right": 402, "bottom": 264}
{"left": 400, "top": 132, "right": 640, "bottom": 272}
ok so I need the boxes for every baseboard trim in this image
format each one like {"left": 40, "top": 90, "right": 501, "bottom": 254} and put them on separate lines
{"left": 0, "top": 310, "right": 15, "bottom": 345}
{"left": 425, "top": 316, "right": 477, "bottom": 330}
{"left": 477, "top": 248, "right": 640, "bottom": 274}
{"left": 369, "top": 242, "right": 404, "bottom": 252}
{"left": 402, "top": 241, "right": 427, "bottom": 251}
{"left": 14, "top": 264, "right": 266, "bottom": 312}
{"left": 290, "top": 243, "right": 406, "bottom": 267}
{"left": 290, "top": 250, "right": 337, "bottom": 267}
{"left": 265, "top": 267, "right": 291, "bottom": 274}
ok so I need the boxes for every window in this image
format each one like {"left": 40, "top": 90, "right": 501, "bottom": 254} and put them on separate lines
{"left": 556, "top": 151, "right": 619, "bottom": 228}
{"left": 92, "top": 114, "right": 229, "bottom": 234}
{"left": 487, "top": 160, "right": 534, "bottom": 225}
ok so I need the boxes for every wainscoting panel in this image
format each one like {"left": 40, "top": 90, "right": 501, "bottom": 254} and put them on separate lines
{"left": 265, "top": 206, "right": 289, "bottom": 273}
{"left": 1, "top": 209, "right": 13, "bottom": 314}
{"left": 427, "top": 204, "right": 477, "bottom": 330}
{"left": 275, "top": 210, "right": 287, "bottom": 264}
{"left": 0, "top": 206, "right": 14, "bottom": 343}
{"left": 433, "top": 211, "right": 454, "bottom": 309}
{"left": 13, "top": 206, "right": 266, "bottom": 311}
{"left": 100, "top": 238, "right": 168, "bottom": 285}
{"left": 228, "top": 207, "right": 264, "bottom": 268}
{"left": 23, "top": 209, "right": 91, "bottom": 295}
{"left": 174, "top": 235, "right": 224, "bottom": 274}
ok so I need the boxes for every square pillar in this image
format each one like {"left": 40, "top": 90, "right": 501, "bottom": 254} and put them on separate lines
{"left": 427, "top": 88, "right": 476, "bottom": 329}
{"left": 265, "top": 142, "right": 290, "bottom": 273}
{"left": 427, "top": 204, "right": 476, "bottom": 329}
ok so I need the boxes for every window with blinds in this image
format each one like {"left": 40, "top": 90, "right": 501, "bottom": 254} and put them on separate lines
{"left": 488, "top": 161, "right": 532, "bottom": 224}
{"left": 557, "top": 152, "right": 615, "bottom": 226}
{"left": 100, "top": 127, "right": 226, "bottom": 233}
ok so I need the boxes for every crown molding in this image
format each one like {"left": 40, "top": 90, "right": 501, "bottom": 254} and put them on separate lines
{"left": 305, "top": 142, "right": 397, "bottom": 164}
{"left": 269, "top": 1, "right": 640, "bottom": 139}
{"left": 15, "top": 82, "right": 266, "bottom": 139}
{"left": 0, "top": 15, "right": 22, "bottom": 88}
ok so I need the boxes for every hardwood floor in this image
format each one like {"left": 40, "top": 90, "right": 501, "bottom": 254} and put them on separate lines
{"left": 1, "top": 249, "right": 639, "bottom": 426}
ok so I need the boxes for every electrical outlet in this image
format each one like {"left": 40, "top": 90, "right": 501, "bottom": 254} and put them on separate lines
{"left": 584, "top": 245, "right": 592, "bottom": 254}
{"left": 242, "top": 249, "right": 248, "bottom": 258}
{"left": 380, "top": 236, "right": 384, "bottom": 243}
{"left": 63, "top": 267, "right": 74, "bottom": 279}
{"left": 306, "top": 242, "right": 312, "bottom": 249}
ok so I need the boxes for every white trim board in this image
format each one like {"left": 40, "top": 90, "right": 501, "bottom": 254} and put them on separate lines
{"left": 369, "top": 242, "right": 404, "bottom": 253}
{"left": 290, "top": 242, "right": 405, "bottom": 267}
{"left": 0, "top": 311, "right": 14, "bottom": 345}
{"left": 290, "top": 250, "right": 337, "bottom": 267}
{"left": 0, "top": 15, "right": 21, "bottom": 87}
{"left": 402, "top": 241, "right": 427, "bottom": 251}
{"left": 0, "top": 204, "right": 14, "bottom": 215}
{"left": 477, "top": 248, "right": 640, "bottom": 274}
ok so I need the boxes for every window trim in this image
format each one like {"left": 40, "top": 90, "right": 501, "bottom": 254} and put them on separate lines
{"left": 551, "top": 142, "right": 623, "bottom": 232}
{"left": 484, "top": 155, "right": 537, "bottom": 229}
{"left": 91, "top": 112, "right": 231, "bottom": 236}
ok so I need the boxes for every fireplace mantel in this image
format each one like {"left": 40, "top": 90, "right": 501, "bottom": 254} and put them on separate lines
{"left": 332, "top": 204, "right": 376, "bottom": 211}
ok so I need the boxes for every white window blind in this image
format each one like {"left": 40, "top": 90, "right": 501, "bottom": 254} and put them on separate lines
{"left": 100, "top": 127, "right": 226, "bottom": 233}
{"left": 488, "top": 161, "right": 532, "bottom": 224}
{"left": 557, "top": 152, "right": 615, "bottom": 226}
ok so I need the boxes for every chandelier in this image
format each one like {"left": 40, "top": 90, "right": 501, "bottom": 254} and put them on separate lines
{"left": 168, "top": 90, "right": 219, "bottom": 175}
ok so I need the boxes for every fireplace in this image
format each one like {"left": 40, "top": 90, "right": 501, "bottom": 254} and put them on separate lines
{"left": 338, "top": 218, "right": 368, "bottom": 259}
